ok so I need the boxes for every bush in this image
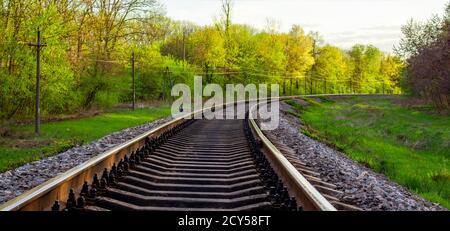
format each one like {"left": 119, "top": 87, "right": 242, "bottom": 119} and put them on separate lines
{"left": 407, "top": 24, "right": 450, "bottom": 110}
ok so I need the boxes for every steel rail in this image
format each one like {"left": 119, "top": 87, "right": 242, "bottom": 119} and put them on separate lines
{"left": 0, "top": 101, "right": 243, "bottom": 211}
{"left": 248, "top": 100, "right": 336, "bottom": 211}
{"left": 0, "top": 118, "right": 185, "bottom": 211}
{"left": 0, "top": 94, "right": 381, "bottom": 211}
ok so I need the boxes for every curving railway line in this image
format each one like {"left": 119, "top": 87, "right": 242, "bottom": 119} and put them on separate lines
{"left": 0, "top": 97, "right": 361, "bottom": 211}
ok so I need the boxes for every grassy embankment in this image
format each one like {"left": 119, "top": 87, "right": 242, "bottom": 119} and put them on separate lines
{"left": 285, "top": 96, "right": 450, "bottom": 209}
{"left": 0, "top": 107, "right": 171, "bottom": 173}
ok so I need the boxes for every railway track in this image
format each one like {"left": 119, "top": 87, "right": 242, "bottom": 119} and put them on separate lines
{"left": 0, "top": 98, "right": 362, "bottom": 211}
{"left": 89, "top": 119, "right": 276, "bottom": 211}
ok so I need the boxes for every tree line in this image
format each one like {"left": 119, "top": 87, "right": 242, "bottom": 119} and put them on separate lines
{"left": 0, "top": 0, "right": 405, "bottom": 120}
{"left": 395, "top": 2, "right": 449, "bottom": 110}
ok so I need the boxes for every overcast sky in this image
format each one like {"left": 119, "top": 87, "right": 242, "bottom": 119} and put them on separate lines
{"left": 163, "top": 0, "right": 448, "bottom": 53}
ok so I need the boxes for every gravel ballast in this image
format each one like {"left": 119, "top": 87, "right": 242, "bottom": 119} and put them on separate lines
{"left": 0, "top": 117, "right": 172, "bottom": 205}
{"left": 266, "top": 101, "right": 446, "bottom": 211}
{"left": 1, "top": 101, "right": 446, "bottom": 211}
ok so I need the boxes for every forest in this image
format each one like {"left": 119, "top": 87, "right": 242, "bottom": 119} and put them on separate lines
{"left": 0, "top": 0, "right": 447, "bottom": 121}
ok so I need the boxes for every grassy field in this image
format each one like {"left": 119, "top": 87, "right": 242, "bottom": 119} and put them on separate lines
{"left": 0, "top": 107, "right": 171, "bottom": 173}
{"left": 286, "top": 96, "right": 450, "bottom": 209}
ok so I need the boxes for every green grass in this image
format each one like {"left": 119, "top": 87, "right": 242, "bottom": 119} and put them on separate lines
{"left": 291, "top": 96, "right": 450, "bottom": 209}
{"left": 0, "top": 107, "right": 171, "bottom": 172}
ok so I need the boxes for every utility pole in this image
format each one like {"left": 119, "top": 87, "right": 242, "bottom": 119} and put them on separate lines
{"left": 168, "top": 67, "right": 174, "bottom": 102}
{"left": 163, "top": 66, "right": 169, "bottom": 101}
{"left": 310, "top": 36, "right": 318, "bottom": 95}
{"left": 29, "top": 29, "right": 46, "bottom": 135}
{"left": 290, "top": 78, "right": 293, "bottom": 96}
{"left": 131, "top": 51, "right": 136, "bottom": 110}
{"left": 304, "top": 76, "right": 307, "bottom": 95}
{"left": 182, "top": 29, "right": 186, "bottom": 70}
{"left": 205, "top": 63, "right": 209, "bottom": 84}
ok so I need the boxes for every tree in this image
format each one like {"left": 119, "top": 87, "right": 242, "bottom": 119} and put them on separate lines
{"left": 285, "top": 25, "right": 314, "bottom": 76}
{"left": 308, "top": 31, "right": 324, "bottom": 54}
{"left": 0, "top": 1, "right": 77, "bottom": 118}
{"left": 219, "top": 0, "right": 234, "bottom": 69}
{"left": 221, "top": 0, "right": 233, "bottom": 35}
{"left": 314, "top": 45, "right": 348, "bottom": 93}
{"left": 348, "top": 45, "right": 383, "bottom": 93}
{"left": 91, "top": 0, "right": 157, "bottom": 60}
{"left": 395, "top": 2, "right": 449, "bottom": 109}
{"left": 187, "top": 26, "right": 226, "bottom": 68}
{"left": 307, "top": 31, "right": 324, "bottom": 92}
{"left": 161, "top": 20, "right": 197, "bottom": 61}
{"left": 407, "top": 24, "right": 449, "bottom": 109}
{"left": 394, "top": 16, "right": 444, "bottom": 60}
{"left": 225, "top": 24, "right": 258, "bottom": 71}
{"left": 379, "top": 55, "right": 404, "bottom": 94}
{"left": 254, "top": 32, "right": 286, "bottom": 76}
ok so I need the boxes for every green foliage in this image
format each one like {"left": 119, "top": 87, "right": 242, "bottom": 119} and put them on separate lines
{"left": 0, "top": 0, "right": 406, "bottom": 120}
{"left": 314, "top": 45, "right": 348, "bottom": 93}
{"left": 348, "top": 45, "right": 381, "bottom": 93}
{"left": 0, "top": 1, "right": 77, "bottom": 118}
{"left": 285, "top": 25, "right": 314, "bottom": 75}
{"left": 344, "top": 45, "right": 404, "bottom": 94}
{"left": 188, "top": 26, "right": 226, "bottom": 67}
{"left": 226, "top": 25, "right": 258, "bottom": 70}
{"left": 254, "top": 32, "right": 287, "bottom": 74}
{"left": 297, "top": 96, "right": 450, "bottom": 209}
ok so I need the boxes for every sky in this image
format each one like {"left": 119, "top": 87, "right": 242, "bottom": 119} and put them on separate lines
{"left": 163, "top": 0, "right": 448, "bottom": 53}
